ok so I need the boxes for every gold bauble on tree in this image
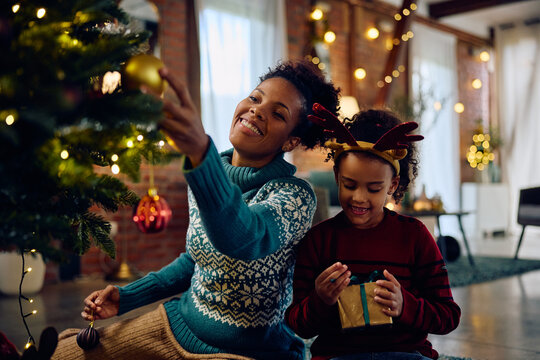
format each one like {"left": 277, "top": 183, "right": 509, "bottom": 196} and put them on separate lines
{"left": 122, "top": 54, "right": 167, "bottom": 94}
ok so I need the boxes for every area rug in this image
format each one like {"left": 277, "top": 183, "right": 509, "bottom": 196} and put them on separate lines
{"left": 446, "top": 255, "right": 540, "bottom": 287}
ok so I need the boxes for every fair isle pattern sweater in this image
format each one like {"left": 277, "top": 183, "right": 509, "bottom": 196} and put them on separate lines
{"left": 117, "top": 140, "right": 315, "bottom": 360}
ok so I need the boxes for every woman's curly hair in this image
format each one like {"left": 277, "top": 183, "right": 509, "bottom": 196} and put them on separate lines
{"left": 332, "top": 109, "right": 420, "bottom": 203}
{"left": 259, "top": 60, "right": 340, "bottom": 149}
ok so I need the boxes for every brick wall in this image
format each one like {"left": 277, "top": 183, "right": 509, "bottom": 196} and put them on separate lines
{"left": 456, "top": 40, "right": 492, "bottom": 183}
{"left": 46, "top": 0, "right": 491, "bottom": 281}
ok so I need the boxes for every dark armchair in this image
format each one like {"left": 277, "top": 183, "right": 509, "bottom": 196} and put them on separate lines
{"left": 514, "top": 186, "right": 540, "bottom": 259}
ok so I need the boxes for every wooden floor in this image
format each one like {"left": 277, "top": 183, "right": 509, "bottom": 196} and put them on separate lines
{"left": 2, "top": 230, "right": 540, "bottom": 359}
{"left": 429, "top": 229, "right": 540, "bottom": 360}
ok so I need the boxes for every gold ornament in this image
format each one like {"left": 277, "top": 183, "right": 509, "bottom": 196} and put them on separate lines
{"left": 122, "top": 54, "right": 167, "bottom": 94}
{"left": 165, "top": 135, "right": 181, "bottom": 153}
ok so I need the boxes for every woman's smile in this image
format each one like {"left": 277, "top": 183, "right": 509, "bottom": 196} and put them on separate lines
{"left": 238, "top": 118, "right": 263, "bottom": 136}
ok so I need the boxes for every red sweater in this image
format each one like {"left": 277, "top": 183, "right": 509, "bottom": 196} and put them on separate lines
{"left": 286, "top": 209, "right": 461, "bottom": 359}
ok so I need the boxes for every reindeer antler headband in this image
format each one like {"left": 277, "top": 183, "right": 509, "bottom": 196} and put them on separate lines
{"left": 308, "top": 103, "right": 424, "bottom": 174}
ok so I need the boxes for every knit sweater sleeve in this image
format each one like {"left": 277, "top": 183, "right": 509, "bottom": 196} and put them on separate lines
{"left": 286, "top": 224, "right": 335, "bottom": 339}
{"left": 397, "top": 222, "right": 461, "bottom": 334}
{"left": 116, "top": 252, "right": 195, "bottom": 315}
{"left": 183, "top": 141, "right": 315, "bottom": 261}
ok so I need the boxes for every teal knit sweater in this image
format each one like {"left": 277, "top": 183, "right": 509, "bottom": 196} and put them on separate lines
{"left": 117, "top": 140, "right": 316, "bottom": 360}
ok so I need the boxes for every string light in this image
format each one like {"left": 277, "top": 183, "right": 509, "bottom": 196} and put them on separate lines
{"left": 394, "top": 14, "right": 402, "bottom": 21}
{"left": 433, "top": 101, "right": 442, "bottom": 111}
{"left": 24, "top": 310, "right": 38, "bottom": 318}
{"left": 12, "top": 4, "right": 20, "bottom": 13}
{"left": 392, "top": 70, "right": 400, "bottom": 77}
{"left": 36, "top": 8, "right": 46, "bottom": 19}
{"left": 19, "top": 250, "right": 37, "bottom": 347}
{"left": 111, "top": 164, "right": 120, "bottom": 174}
{"left": 479, "top": 51, "right": 490, "bottom": 62}
{"left": 158, "top": 140, "right": 165, "bottom": 147}
{"left": 398, "top": 65, "right": 406, "bottom": 72}
{"left": 318, "top": 63, "right": 326, "bottom": 70}
{"left": 5, "top": 114, "right": 15, "bottom": 125}
{"left": 354, "top": 68, "right": 367, "bottom": 80}
{"left": 126, "top": 140, "right": 134, "bottom": 148}
{"left": 384, "top": 75, "right": 392, "bottom": 83}
{"left": 311, "top": 57, "right": 320, "bottom": 65}
{"left": 21, "top": 295, "right": 34, "bottom": 303}
{"left": 60, "top": 150, "right": 69, "bottom": 159}
{"left": 137, "top": 134, "right": 144, "bottom": 141}
{"left": 472, "top": 79, "right": 482, "bottom": 89}
{"left": 102, "top": 71, "right": 121, "bottom": 94}
{"left": 366, "top": 27, "right": 379, "bottom": 40}
{"left": 377, "top": 81, "right": 385, "bottom": 88}
{"left": 324, "top": 31, "right": 336, "bottom": 43}
{"left": 454, "top": 102, "right": 465, "bottom": 113}
{"left": 467, "top": 132, "right": 494, "bottom": 171}
{"left": 410, "top": 3, "right": 418, "bottom": 10}
{"left": 310, "top": 8, "right": 323, "bottom": 21}
{"left": 403, "top": 9, "right": 410, "bottom": 16}
{"left": 111, "top": 154, "right": 119, "bottom": 162}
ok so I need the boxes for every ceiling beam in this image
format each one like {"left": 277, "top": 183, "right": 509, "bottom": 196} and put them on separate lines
{"left": 429, "top": 0, "right": 533, "bottom": 19}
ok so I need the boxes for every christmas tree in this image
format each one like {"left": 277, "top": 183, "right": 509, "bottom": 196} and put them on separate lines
{"left": 0, "top": 0, "right": 174, "bottom": 262}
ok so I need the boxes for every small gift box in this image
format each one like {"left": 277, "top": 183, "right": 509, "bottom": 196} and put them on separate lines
{"left": 337, "top": 271, "right": 393, "bottom": 331}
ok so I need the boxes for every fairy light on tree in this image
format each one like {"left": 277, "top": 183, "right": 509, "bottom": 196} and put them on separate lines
{"left": 1, "top": 0, "right": 180, "bottom": 350}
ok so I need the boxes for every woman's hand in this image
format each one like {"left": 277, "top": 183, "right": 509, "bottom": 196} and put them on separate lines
{"left": 315, "top": 262, "right": 351, "bottom": 305}
{"left": 374, "top": 269, "right": 403, "bottom": 317}
{"left": 81, "top": 285, "right": 120, "bottom": 321}
{"left": 155, "top": 67, "right": 209, "bottom": 167}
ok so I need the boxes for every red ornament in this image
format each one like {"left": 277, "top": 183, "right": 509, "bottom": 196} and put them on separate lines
{"left": 133, "top": 188, "right": 172, "bottom": 233}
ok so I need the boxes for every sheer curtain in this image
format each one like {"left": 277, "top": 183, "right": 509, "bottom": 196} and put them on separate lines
{"left": 496, "top": 21, "right": 540, "bottom": 234}
{"left": 409, "top": 23, "right": 461, "bottom": 238}
{"left": 196, "top": 0, "right": 287, "bottom": 151}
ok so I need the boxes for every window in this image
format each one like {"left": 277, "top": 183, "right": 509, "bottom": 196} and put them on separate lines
{"left": 197, "top": 0, "right": 287, "bottom": 151}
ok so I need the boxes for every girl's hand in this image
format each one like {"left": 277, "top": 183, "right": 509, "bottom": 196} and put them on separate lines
{"left": 374, "top": 269, "right": 403, "bottom": 317}
{"left": 81, "top": 285, "right": 120, "bottom": 321}
{"left": 155, "top": 67, "right": 209, "bottom": 167}
{"left": 315, "top": 262, "right": 351, "bottom": 305}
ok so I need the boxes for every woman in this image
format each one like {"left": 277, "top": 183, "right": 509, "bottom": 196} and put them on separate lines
{"left": 52, "top": 60, "right": 340, "bottom": 360}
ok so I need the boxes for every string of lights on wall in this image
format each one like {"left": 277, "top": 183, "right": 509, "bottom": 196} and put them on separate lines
{"left": 303, "top": 2, "right": 495, "bottom": 171}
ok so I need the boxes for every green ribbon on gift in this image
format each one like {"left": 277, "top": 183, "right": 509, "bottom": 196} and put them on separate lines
{"left": 360, "top": 283, "right": 370, "bottom": 326}
{"left": 349, "top": 270, "right": 385, "bottom": 326}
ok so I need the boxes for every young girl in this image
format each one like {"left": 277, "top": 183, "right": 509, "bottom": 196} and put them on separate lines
{"left": 52, "top": 61, "right": 340, "bottom": 360}
{"left": 286, "top": 106, "right": 461, "bottom": 360}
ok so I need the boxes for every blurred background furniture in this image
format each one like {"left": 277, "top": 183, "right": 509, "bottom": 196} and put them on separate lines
{"left": 514, "top": 186, "right": 540, "bottom": 259}
{"left": 461, "top": 182, "right": 510, "bottom": 239}
{"left": 308, "top": 171, "right": 338, "bottom": 207}
{"left": 402, "top": 211, "right": 474, "bottom": 266}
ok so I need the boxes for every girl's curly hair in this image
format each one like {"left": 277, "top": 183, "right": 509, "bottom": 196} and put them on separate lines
{"left": 332, "top": 109, "right": 420, "bottom": 203}
{"left": 259, "top": 60, "right": 340, "bottom": 149}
